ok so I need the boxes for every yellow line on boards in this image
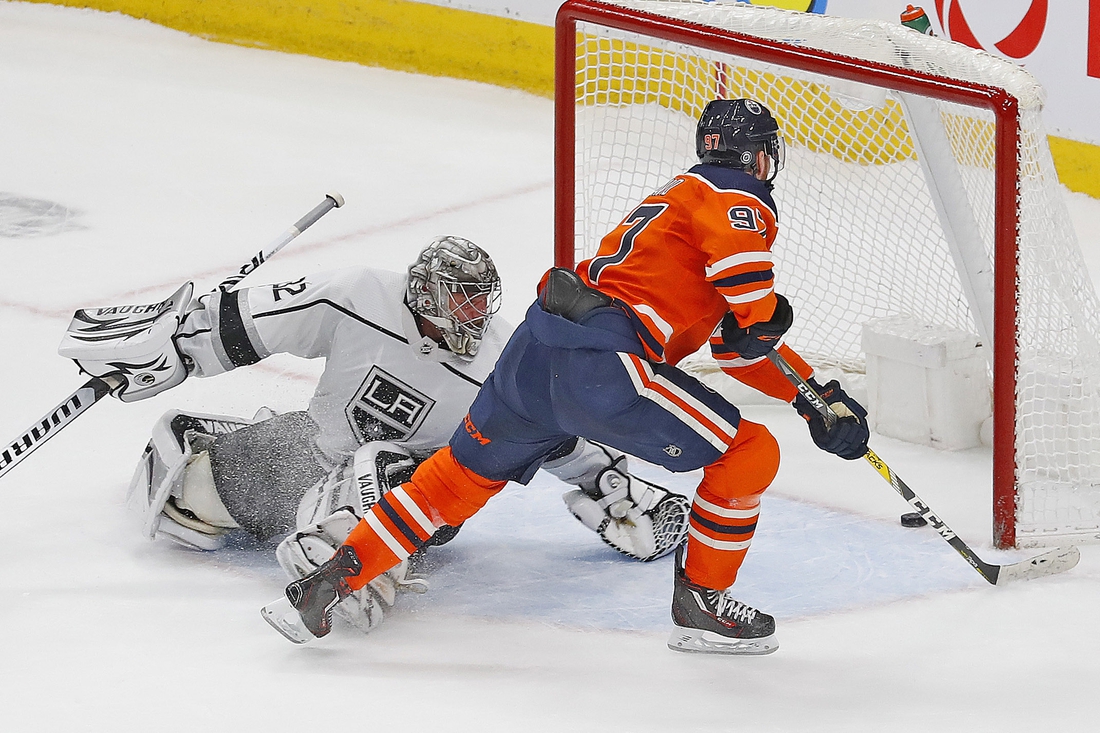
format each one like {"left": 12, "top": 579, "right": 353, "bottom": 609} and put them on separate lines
{"left": 24, "top": 0, "right": 1100, "bottom": 199}
{"left": 25, "top": 0, "right": 556, "bottom": 97}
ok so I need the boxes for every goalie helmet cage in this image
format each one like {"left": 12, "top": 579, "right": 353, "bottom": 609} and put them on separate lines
{"left": 553, "top": 0, "right": 1100, "bottom": 549}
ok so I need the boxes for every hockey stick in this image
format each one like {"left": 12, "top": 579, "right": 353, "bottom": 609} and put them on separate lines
{"left": 0, "top": 375, "right": 121, "bottom": 480}
{"left": 0, "top": 192, "right": 345, "bottom": 483}
{"left": 765, "top": 349, "right": 1080, "bottom": 585}
{"left": 217, "top": 192, "right": 344, "bottom": 292}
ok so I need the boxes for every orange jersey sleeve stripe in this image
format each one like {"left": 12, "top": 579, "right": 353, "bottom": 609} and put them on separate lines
{"left": 705, "top": 250, "right": 774, "bottom": 279}
{"left": 709, "top": 252, "right": 775, "bottom": 309}
{"left": 716, "top": 275, "right": 774, "bottom": 306}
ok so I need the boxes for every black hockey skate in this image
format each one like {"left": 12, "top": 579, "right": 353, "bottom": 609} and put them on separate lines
{"left": 261, "top": 545, "right": 362, "bottom": 644}
{"left": 667, "top": 544, "right": 778, "bottom": 655}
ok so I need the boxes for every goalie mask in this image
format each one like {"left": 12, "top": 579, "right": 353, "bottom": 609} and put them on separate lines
{"left": 406, "top": 236, "right": 502, "bottom": 359}
{"left": 696, "top": 98, "right": 785, "bottom": 183}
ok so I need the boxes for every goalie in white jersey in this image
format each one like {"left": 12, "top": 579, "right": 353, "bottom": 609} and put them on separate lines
{"left": 121, "top": 236, "right": 689, "bottom": 632}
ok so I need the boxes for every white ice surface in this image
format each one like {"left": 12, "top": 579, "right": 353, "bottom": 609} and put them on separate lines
{"left": 2, "top": 3, "right": 1100, "bottom": 730}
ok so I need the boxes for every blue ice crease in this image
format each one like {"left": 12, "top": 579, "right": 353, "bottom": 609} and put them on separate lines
{"left": 396, "top": 473, "right": 983, "bottom": 631}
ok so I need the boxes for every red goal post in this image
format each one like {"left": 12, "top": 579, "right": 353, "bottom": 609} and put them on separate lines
{"left": 553, "top": 0, "right": 1100, "bottom": 549}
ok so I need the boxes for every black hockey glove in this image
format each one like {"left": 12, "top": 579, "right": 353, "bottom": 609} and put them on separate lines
{"left": 792, "top": 378, "right": 870, "bottom": 460}
{"left": 721, "top": 293, "right": 793, "bottom": 361}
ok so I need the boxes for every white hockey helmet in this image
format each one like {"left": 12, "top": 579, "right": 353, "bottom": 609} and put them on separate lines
{"left": 406, "top": 236, "right": 502, "bottom": 358}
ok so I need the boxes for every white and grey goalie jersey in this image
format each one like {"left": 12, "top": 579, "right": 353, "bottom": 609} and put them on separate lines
{"left": 175, "top": 266, "right": 510, "bottom": 466}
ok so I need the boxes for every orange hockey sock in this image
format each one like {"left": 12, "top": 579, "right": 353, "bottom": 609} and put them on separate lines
{"left": 342, "top": 447, "right": 506, "bottom": 590}
{"left": 684, "top": 419, "right": 778, "bottom": 590}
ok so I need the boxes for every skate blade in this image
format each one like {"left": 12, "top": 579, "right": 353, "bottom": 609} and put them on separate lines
{"left": 261, "top": 595, "right": 318, "bottom": 645}
{"left": 667, "top": 625, "right": 779, "bottom": 656}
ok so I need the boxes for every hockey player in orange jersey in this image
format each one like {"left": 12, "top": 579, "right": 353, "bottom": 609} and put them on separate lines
{"left": 267, "top": 99, "right": 871, "bottom": 655}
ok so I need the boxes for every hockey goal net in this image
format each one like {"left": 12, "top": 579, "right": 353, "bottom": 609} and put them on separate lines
{"left": 554, "top": 0, "right": 1100, "bottom": 549}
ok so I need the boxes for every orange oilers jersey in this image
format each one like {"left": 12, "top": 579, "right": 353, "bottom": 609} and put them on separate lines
{"left": 577, "top": 164, "right": 812, "bottom": 402}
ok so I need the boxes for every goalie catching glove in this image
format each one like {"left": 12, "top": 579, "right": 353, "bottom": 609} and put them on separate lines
{"left": 560, "top": 454, "right": 689, "bottom": 561}
{"left": 792, "top": 378, "right": 870, "bottom": 460}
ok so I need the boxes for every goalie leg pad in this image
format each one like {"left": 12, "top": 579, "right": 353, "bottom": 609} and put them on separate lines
{"left": 276, "top": 508, "right": 428, "bottom": 634}
{"left": 128, "top": 409, "right": 262, "bottom": 550}
{"left": 177, "top": 451, "right": 239, "bottom": 529}
{"left": 542, "top": 438, "right": 622, "bottom": 489}
{"left": 296, "top": 441, "right": 461, "bottom": 547}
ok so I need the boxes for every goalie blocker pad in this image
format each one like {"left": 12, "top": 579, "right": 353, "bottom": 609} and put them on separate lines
{"left": 58, "top": 282, "right": 193, "bottom": 403}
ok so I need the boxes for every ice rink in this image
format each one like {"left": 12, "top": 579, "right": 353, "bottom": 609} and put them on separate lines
{"left": 2, "top": 2, "right": 1100, "bottom": 730}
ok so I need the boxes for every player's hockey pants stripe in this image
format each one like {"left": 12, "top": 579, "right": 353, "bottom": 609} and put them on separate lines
{"left": 618, "top": 353, "right": 736, "bottom": 452}
{"left": 614, "top": 300, "right": 666, "bottom": 362}
{"left": 218, "top": 289, "right": 262, "bottom": 367}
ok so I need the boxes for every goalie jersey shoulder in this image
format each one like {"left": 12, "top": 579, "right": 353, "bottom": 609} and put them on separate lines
{"left": 249, "top": 265, "right": 510, "bottom": 364}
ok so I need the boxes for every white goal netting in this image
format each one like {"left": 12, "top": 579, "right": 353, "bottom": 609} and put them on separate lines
{"left": 563, "top": 0, "right": 1100, "bottom": 547}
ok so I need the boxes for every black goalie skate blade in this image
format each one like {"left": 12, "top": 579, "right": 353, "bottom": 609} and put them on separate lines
{"left": 667, "top": 625, "right": 779, "bottom": 656}
{"left": 261, "top": 595, "right": 319, "bottom": 645}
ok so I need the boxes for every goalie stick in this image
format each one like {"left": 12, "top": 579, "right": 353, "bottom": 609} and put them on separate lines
{"left": 0, "top": 375, "right": 121, "bottom": 480}
{"left": 217, "top": 192, "right": 344, "bottom": 292}
{"left": 0, "top": 192, "right": 345, "bottom": 483}
{"left": 765, "top": 350, "right": 1080, "bottom": 585}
